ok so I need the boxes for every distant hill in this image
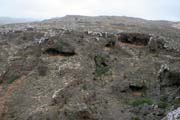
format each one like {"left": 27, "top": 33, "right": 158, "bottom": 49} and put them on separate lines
{"left": 0, "top": 17, "right": 38, "bottom": 25}
{"left": 40, "top": 15, "right": 178, "bottom": 39}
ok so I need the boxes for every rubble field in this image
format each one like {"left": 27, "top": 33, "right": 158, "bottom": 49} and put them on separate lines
{"left": 0, "top": 15, "right": 180, "bottom": 120}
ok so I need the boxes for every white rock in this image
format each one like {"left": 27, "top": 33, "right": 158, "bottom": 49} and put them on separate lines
{"left": 52, "top": 88, "right": 63, "bottom": 99}
{"left": 162, "top": 107, "right": 180, "bottom": 120}
{"left": 158, "top": 64, "right": 169, "bottom": 75}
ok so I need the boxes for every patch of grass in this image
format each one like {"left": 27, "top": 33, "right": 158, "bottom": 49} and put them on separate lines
{"left": 95, "top": 55, "right": 107, "bottom": 66}
{"left": 157, "top": 101, "right": 169, "bottom": 109}
{"left": 174, "top": 97, "right": 180, "bottom": 104}
{"left": 56, "top": 41, "right": 65, "bottom": 51}
{"left": 132, "top": 116, "right": 141, "bottom": 120}
{"left": 7, "top": 75, "right": 20, "bottom": 84}
{"left": 130, "top": 98, "right": 153, "bottom": 107}
{"left": 94, "top": 55, "right": 110, "bottom": 77}
{"left": 95, "top": 66, "right": 110, "bottom": 77}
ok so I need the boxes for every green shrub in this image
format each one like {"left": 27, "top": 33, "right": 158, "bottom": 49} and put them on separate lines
{"left": 130, "top": 98, "right": 153, "bottom": 107}
{"left": 174, "top": 97, "right": 180, "bottom": 104}
{"left": 95, "top": 55, "right": 106, "bottom": 67}
{"left": 94, "top": 55, "right": 110, "bottom": 77}
{"left": 7, "top": 75, "right": 20, "bottom": 84}
{"left": 56, "top": 41, "right": 65, "bottom": 51}
{"left": 157, "top": 101, "right": 169, "bottom": 109}
{"left": 132, "top": 117, "right": 141, "bottom": 120}
{"left": 95, "top": 66, "right": 109, "bottom": 77}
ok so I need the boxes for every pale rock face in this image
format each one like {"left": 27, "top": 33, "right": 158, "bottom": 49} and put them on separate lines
{"left": 162, "top": 107, "right": 180, "bottom": 120}
{"left": 148, "top": 35, "right": 167, "bottom": 52}
{"left": 158, "top": 64, "right": 169, "bottom": 77}
{"left": 172, "top": 23, "right": 180, "bottom": 29}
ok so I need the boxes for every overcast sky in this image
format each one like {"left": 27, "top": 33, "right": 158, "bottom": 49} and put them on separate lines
{"left": 0, "top": 0, "right": 179, "bottom": 21}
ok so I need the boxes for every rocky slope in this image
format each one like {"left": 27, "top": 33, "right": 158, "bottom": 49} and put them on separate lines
{"left": 0, "top": 15, "right": 180, "bottom": 120}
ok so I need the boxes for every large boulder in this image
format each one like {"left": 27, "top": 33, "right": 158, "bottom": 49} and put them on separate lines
{"left": 159, "top": 64, "right": 180, "bottom": 87}
{"left": 148, "top": 35, "right": 166, "bottom": 52}
{"left": 161, "top": 107, "right": 180, "bottom": 120}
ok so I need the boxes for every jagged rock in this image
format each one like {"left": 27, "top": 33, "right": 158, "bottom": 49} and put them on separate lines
{"left": 102, "top": 32, "right": 108, "bottom": 38}
{"left": 95, "top": 37, "right": 100, "bottom": 41}
{"left": 35, "top": 37, "right": 49, "bottom": 44}
{"left": 159, "top": 64, "right": 180, "bottom": 87}
{"left": 161, "top": 107, "right": 180, "bottom": 120}
{"left": 148, "top": 35, "right": 166, "bottom": 52}
{"left": 158, "top": 64, "right": 170, "bottom": 80}
{"left": 85, "top": 31, "right": 102, "bottom": 37}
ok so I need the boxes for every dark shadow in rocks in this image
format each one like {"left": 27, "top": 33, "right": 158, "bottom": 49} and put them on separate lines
{"left": 129, "top": 84, "right": 146, "bottom": 91}
{"left": 159, "top": 66, "right": 180, "bottom": 87}
{"left": 44, "top": 41, "right": 76, "bottom": 57}
{"left": 117, "top": 33, "right": 151, "bottom": 46}
{"left": 167, "top": 71, "right": 180, "bottom": 86}
{"left": 105, "top": 40, "right": 116, "bottom": 48}
{"left": 44, "top": 48, "right": 76, "bottom": 56}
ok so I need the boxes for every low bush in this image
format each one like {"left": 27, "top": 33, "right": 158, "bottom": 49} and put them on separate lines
{"left": 130, "top": 98, "right": 153, "bottom": 107}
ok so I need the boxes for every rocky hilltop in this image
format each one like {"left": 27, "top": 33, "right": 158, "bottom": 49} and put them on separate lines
{"left": 0, "top": 15, "right": 180, "bottom": 120}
